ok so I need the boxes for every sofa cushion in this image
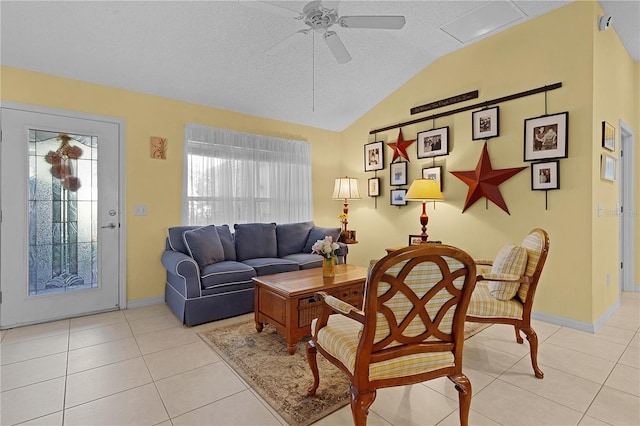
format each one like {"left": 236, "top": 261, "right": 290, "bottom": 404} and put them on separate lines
{"left": 241, "top": 257, "right": 299, "bottom": 276}
{"left": 488, "top": 243, "right": 528, "bottom": 300}
{"left": 234, "top": 223, "right": 278, "bottom": 261}
{"left": 200, "top": 260, "right": 257, "bottom": 290}
{"left": 303, "top": 226, "right": 342, "bottom": 254}
{"left": 276, "top": 221, "right": 314, "bottom": 257}
{"left": 215, "top": 224, "right": 236, "bottom": 261}
{"left": 282, "top": 253, "right": 323, "bottom": 270}
{"left": 167, "top": 226, "right": 199, "bottom": 255}
{"left": 183, "top": 225, "right": 225, "bottom": 269}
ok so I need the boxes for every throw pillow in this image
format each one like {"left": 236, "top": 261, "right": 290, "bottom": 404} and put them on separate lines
{"left": 183, "top": 225, "right": 225, "bottom": 269}
{"left": 167, "top": 226, "right": 199, "bottom": 255}
{"left": 488, "top": 243, "right": 528, "bottom": 300}
{"left": 234, "top": 223, "right": 277, "bottom": 261}
{"left": 303, "top": 226, "right": 341, "bottom": 254}
{"left": 276, "top": 221, "right": 314, "bottom": 257}
{"left": 215, "top": 224, "right": 236, "bottom": 261}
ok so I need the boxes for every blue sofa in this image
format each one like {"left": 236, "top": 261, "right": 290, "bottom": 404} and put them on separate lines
{"left": 161, "top": 221, "right": 347, "bottom": 326}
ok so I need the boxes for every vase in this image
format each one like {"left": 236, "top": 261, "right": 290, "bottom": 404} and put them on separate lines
{"left": 322, "top": 256, "right": 336, "bottom": 277}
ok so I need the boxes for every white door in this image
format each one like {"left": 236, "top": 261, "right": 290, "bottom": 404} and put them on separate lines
{"left": 1, "top": 107, "right": 122, "bottom": 328}
{"left": 618, "top": 120, "right": 636, "bottom": 292}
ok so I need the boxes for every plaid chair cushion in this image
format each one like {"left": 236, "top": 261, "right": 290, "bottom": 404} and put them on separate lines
{"left": 313, "top": 315, "right": 454, "bottom": 380}
{"left": 518, "top": 232, "right": 544, "bottom": 302}
{"left": 467, "top": 281, "right": 524, "bottom": 319}
{"left": 488, "top": 243, "right": 528, "bottom": 300}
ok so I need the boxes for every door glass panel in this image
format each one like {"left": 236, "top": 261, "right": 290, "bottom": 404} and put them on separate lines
{"left": 28, "top": 130, "right": 98, "bottom": 296}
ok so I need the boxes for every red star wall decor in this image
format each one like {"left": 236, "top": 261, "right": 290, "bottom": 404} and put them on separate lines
{"left": 387, "top": 129, "right": 416, "bottom": 162}
{"left": 450, "top": 142, "right": 526, "bottom": 215}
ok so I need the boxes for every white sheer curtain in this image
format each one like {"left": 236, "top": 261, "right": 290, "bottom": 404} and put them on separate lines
{"left": 183, "top": 123, "right": 313, "bottom": 226}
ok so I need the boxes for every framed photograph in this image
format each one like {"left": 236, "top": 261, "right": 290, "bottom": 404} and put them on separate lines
{"left": 390, "top": 161, "right": 407, "bottom": 186}
{"left": 417, "top": 126, "right": 449, "bottom": 158}
{"left": 472, "top": 106, "right": 499, "bottom": 140}
{"left": 531, "top": 161, "right": 560, "bottom": 191}
{"left": 390, "top": 189, "right": 407, "bottom": 206}
{"left": 602, "top": 121, "right": 615, "bottom": 151}
{"left": 601, "top": 153, "right": 617, "bottom": 181}
{"left": 408, "top": 235, "right": 424, "bottom": 246}
{"left": 368, "top": 177, "right": 380, "bottom": 197}
{"left": 524, "top": 111, "right": 569, "bottom": 161}
{"left": 364, "top": 141, "right": 384, "bottom": 172}
{"left": 422, "top": 166, "right": 442, "bottom": 191}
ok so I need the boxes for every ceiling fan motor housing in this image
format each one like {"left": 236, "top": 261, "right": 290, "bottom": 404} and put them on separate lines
{"left": 303, "top": 1, "right": 337, "bottom": 30}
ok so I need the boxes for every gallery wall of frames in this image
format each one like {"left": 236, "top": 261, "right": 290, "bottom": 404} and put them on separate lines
{"left": 360, "top": 82, "right": 615, "bottom": 214}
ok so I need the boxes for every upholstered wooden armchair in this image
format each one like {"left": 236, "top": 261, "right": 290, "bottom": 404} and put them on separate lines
{"left": 466, "top": 228, "right": 550, "bottom": 379}
{"left": 306, "top": 244, "right": 477, "bottom": 426}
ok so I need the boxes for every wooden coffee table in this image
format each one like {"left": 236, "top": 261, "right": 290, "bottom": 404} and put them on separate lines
{"left": 252, "top": 263, "right": 368, "bottom": 355}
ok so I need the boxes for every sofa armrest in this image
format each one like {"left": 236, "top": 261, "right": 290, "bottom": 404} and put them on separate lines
{"left": 161, "top": 250, "right": 202, "bottom": 299}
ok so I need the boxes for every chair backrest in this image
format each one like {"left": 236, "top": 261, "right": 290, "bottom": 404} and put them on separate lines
{"left": 358, "top": 244, "right": 476, "bottom": 367}
{"left": 517, "top": 228, "right": 550, "bottom": 304}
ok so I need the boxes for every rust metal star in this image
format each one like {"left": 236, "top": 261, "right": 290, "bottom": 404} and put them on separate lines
{"left": 450, "top": 142, "right": 526, "bottom": 215}
{"left": 387, "top": 129, "right": 416, "bottom": 162}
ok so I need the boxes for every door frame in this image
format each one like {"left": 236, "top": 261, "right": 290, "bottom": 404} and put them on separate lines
{"left": 618, "top": 119, "right": 636, "bottom": 292}
{"left": 1, "top": 101, "right": 128, "bottom": 311}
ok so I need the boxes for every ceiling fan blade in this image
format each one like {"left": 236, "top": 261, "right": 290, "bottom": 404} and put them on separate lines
{"left": 338, "top": 15, "right": 406, "bottom": 29}
{"left": 265, "top": 29, "right": 309, "bottom": 55}
{"left": 243, "top": 1, "right": 302, "bottom": 19}
{"left": 324, "top": 31, "right": 351, "bottom": 64}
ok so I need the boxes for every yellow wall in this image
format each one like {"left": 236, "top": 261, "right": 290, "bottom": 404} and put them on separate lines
{"left": 0, "top": 66, "right": 342, "bottom": 301}
{"left": 1, "top": 1, "right": 637, "bottom": 328}
{"left": 340, "top": 1, "right": 638, "bottom": 326}
{"left": 592, "top": 2, "right": 640, "bottom": 320}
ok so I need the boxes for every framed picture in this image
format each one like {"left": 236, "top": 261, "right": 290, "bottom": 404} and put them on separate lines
{"left": 422, "top": 166, "right": 442, "bottom": 191}
{"left": 602, "top": 121, "right": 615, "bottom": 151}
{"left": 524, "top": 111, "right": 569, "bottom": 161}
{"left": 472, "top": 106, "right": 499, "bottom": 140}
{"left": 364, "top": 141, "right": 384, "bottom": 172}
{"left": 408, "top": 235, "right": 424, "bottom": 246}
{"left": 390, "top": 189, "right": 407, "bottom": 206}
{"left": 417, "top": 126, "right": 449, "bottom": 158}
{"left": 368, "top": 177, "right": 380, "bottom": 197}
{"left": 601, "top": 153, "right": 617, "bottom": 181}
{"left": 531, "top": 161, "right": 560, "bottom": 190}
{"left": 390, "top": 161, "right": 407, "bottom": 186}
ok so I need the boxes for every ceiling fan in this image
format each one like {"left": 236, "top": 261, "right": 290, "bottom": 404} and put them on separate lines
{"left": 255, "top": 0, "right": 406, "bottom": 64}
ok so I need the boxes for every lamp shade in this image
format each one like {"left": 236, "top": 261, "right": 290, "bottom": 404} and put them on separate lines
{"left": 332, "top": 177, "right": 361, "bottom": 200}
{"left": 405, "top": 179, "right": 444, "bottom": 201}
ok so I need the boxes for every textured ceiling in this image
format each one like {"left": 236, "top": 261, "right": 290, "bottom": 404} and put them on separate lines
{"left": 1, "top": 1, "right": 637, "bottom": 132}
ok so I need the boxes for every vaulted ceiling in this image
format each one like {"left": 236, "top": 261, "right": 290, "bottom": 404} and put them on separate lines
{"left": 2, "top": 1, "right": 638, "bottom": 132}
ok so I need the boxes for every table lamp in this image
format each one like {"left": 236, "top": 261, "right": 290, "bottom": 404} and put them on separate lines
{"left": 404, "top": 178, "right": 444, "bottom": 243}
{"left": 332, "top": 177, "right": 361, "bottom": 241}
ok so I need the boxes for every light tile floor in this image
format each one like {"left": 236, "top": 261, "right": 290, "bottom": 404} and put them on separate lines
{"left": 1, "top": 292, "right": 638, "bottom": 425}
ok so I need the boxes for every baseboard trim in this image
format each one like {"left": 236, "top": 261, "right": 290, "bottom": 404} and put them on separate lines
{"left": 531, "top": 298, "right": 621, "bottom": 333}
{"left": 126, "top": 296, "right": 165, "bottom": 310}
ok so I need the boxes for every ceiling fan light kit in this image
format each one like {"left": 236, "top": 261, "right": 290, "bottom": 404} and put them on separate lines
{"left": 261, "top": 0, "right": 406, "bottom": 64}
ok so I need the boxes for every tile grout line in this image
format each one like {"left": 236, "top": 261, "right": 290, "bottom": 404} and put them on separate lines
{"left": 133, "top": 313, "right": 174, "bottom": 424}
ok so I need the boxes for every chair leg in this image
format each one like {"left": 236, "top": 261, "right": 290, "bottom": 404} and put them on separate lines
{"left": 521, "top": 326, "right": 544, "bottom": 379}
{"left": 306, "top": 340, "right": 320, "bottom": 395}
{"left": 350, "top": 385, "right": 376, "bottom": 426}
{"left": 514, "top": 325, "right": 524, "bottom": 344}
{"left": 449, "top": 373, "right": 472, "bottom": 426}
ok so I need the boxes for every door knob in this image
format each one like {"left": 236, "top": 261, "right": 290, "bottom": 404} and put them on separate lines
{"left": 101, "top": 223, "right": 117, "bottom": 229}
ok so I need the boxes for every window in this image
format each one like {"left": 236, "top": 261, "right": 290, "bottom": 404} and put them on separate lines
{"left": 184, "top": 124, "right": 313, "bottom": 225}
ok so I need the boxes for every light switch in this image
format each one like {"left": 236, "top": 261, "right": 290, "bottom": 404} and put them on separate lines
{"left": 134, "top": 205, "right": 148, "bottom": 216}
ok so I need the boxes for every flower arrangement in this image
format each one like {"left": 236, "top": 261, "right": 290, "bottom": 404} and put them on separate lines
{"left": 311, "top": 236, "right": 340, "bottom": 259}
{"left": 338, "top": 212, "right": 348, "bottom": 225}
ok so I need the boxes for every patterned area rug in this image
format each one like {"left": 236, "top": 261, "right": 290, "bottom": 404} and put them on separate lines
{"left": 199, "top": 320, "right": 490, "bottom": 426}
